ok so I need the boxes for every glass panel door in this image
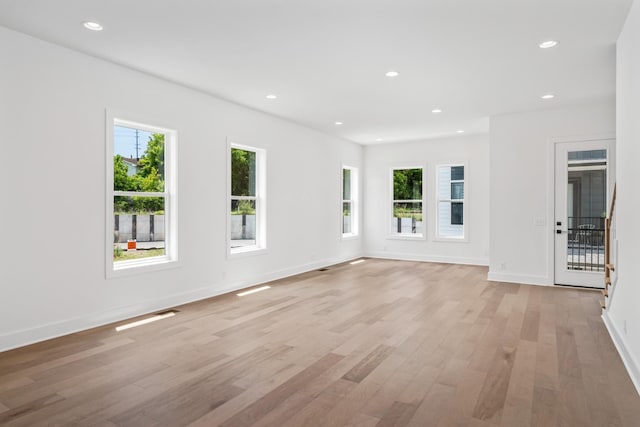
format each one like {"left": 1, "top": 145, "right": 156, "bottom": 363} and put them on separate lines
{"left": 555, "top": 140, "right": 613, "bottom": 287}
{"left": 566, "top": 150, "right": 607, "bottom": 273}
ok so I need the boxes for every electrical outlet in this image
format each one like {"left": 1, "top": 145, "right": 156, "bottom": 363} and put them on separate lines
{"left": 624, "top": 320, "right": 627, "bottom": 335}
{"left": 534, "top": 217, "right": 546, "bottom": 226}
{"left": 500, "top": 262, "right": 507, "bottom": 270}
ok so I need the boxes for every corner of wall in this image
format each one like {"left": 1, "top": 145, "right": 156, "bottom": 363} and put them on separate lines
{"left": 486, "top": 271, "right": 553, "bottom": 286}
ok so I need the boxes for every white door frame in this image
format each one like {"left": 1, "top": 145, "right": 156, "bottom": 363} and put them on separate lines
{"left": 553, "top": 137, "right": 614, "bottom": 287}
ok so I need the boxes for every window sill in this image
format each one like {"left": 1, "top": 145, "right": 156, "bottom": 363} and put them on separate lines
{"left": 433, "top": 236, "right": 469, "bottom": 243}
{"left": 387, "top": 234, "right": 426, "bottom": 241}
{"left": 108, "top": 257, "right": 181, "bottom": 278}
{"left": 341, "top": 233, "right": 360, "bottom": 241}
{"left": 228, "top": 246, "right": 268, "bottom": 259}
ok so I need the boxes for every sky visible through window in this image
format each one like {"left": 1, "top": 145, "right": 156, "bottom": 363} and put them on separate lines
{"left": 114, "top": 126, "right": 152, "bottom": 159}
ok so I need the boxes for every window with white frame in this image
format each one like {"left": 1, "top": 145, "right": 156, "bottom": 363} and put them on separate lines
{"left": 391, "top": 167, "right": 424, "bottom": 237}
{"left": 230, "top": 144, "right": 266, "bottom": 254}
{"left": 108, "top": 118, "right": 177, "bottom": 273}
{"left": 342, "top": 166, "right": 358, "bottom": 237}
{"left": 437, "top": 164, "right": 465, "bottom": 239}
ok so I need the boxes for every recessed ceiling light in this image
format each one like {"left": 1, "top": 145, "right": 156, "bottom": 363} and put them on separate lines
{"left": 265, "top": 94, "right": 277, "bottom": 99}
{"left": 539, "top": 40, "right": 558, "bottom": 49}
{"left": 457, "top": 130, "right": 465, "bottom": 134}
{"left": 83, "top": 21, "right": 103, "bottom": 31}
{"left": 541, "top": 94, "right": 555, "bottom": 99}
{"left": 432, "top": 109, "right": 442, "bottom": 114}
{"left": 335, "top": 121, "right": 343, "bottom": 126}
{"left": 375, "top": 138, "right": 383, "bottom": 142}
{"left": 385, "top": 71, "right": 399, "bottom": 77}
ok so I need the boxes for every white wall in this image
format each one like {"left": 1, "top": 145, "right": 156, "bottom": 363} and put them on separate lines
{"left": 0, "top": 27, "right": 363, "bottom": 351}
{"left": 488, "top": 101, "right": 615, "bottom": 285}
{"left": 362, "top": 135, "right": 490, "bottom": 265}
{"left": 604, "top": 0, "right": 640, "bottom": 394}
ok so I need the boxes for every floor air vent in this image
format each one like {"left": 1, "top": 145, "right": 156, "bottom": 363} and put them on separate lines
{"left": 317, "top": 268, "right": 329, "bottom": 272}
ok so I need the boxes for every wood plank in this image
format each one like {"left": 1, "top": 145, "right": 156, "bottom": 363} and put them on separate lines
{"left": 317, "top": 354, "right": 406, "bottom": 427}
{"left": 109, "top": 379, "right": 245, "bottom": 427}
{"left": 520, "top": 287, "right": 540, "bottom": 342}
{"left": 218, "top": 353, "right": 343, "bottom": 427}
{"left": 345, "top": 412, "right": 381, "bottom": 427}
{"left": 374, "top": 401, "right": 418, "bottom": 427}
{"left": 279, "top": 379, "right": 358, "bottom": 427}
{"left": 0, "top": 394, "right": 66, "bottom": 425}
{"left": 406, "top": 383, "right": 456, "bottom": 427}
{"left": 446, "top": 368, "right": 487, "bottom": 424}
{"left": 471, "top": 345, "right": 517, "bottom": 424}
{"left": 186, "top": 363, "right": 305, "bottom": 427}
{"left": 530, "top": 386, "right": 558, "bottom": 427}
{"left": 342, "top": 345, "right": 394, "bottom": 383}
{"left": 499, "top": 340, "right": 537, "bottom": 427}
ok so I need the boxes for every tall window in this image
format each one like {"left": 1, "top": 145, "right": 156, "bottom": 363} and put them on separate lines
{"left": 437, "top": 164, "right": 465, "bottom": 239}
{"left": 108, "top": 117, "right": 177, "bottom": 273}
{"left": 230, "top": 144, "right": 266, "bottom": 254}
{"left": 391, "top": 167, "right": 424, "bottom": 237}
{"left": 342, "top": 166, "right": 358, "bottom": 238}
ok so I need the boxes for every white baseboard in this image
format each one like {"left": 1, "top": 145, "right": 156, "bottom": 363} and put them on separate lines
{"left": 0, "top": 253, "right": 363, "bottom": 352}
{"left": 365, "top": 251, "right": 488, "bottom": 266}
{"left": 602, "top": 312, "right": 640, "bottom": 396}
{"left": 487, "top": 271, "right": 552, "bottom": 286}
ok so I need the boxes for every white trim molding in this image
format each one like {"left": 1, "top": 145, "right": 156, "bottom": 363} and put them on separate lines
{"left": 341, "top": 164, "right": 359, "bottom": 239}
{"left": 106, "top": 110, "right": 179, "bottom": 278}
{"left": 366, "top": 251, "right": 488, "bottom": 266}
{"left": 388, "top": 164, "right": 427, "bottom": 240}
{"left": 487, "top": 271, "right": 553, "bottom": 286}
{"left": 227, "top": 139, "right": 267, "bottom": 257}
{"left": 435, "top": 162, "right": 469, "bottom": 241}
{"left": 602, "top": 311, "right": 640, "bottom": 396}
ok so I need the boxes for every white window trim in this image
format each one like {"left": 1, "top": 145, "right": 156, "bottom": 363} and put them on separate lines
{"left": 341, "top": 164, "right": 359, "bottom": 240}
{"left": 228, "top": 140, "right": 267, "bottom": 257}
{"left": 388, "top": 165, "right": 427, "bottom": 240}
{"left": 434, "top": 162, "right": 469, "bottom": 242}
{"left": 105, "top": 110, "right": 179, "bottom": 278}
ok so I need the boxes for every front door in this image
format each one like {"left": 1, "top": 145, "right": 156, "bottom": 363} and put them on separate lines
{"left": 554, "top": 139, "right": 613, "bottom": 288}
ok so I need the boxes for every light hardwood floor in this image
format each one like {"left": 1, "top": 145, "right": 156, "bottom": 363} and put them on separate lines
{"left": 1, "top": 259, "right": 639, "bottom": 426}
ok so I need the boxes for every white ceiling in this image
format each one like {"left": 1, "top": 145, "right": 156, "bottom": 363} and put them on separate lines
{"left": 0, "top": 0, "right": 632, "bottom": 144}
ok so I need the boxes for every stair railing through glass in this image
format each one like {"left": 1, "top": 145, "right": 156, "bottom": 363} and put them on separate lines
{"left": 567, "top": 217, "right": 605, "bottom": 271}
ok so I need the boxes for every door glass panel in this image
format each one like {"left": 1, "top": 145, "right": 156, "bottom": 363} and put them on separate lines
{"left": 451, "top": 182, "right": 464, "bottom": 199}
{"left": 450, "top": 166, "right": 464, "bottom": 180}
{"left": 566, "top": 150, "right": 606, "bottom": 272}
